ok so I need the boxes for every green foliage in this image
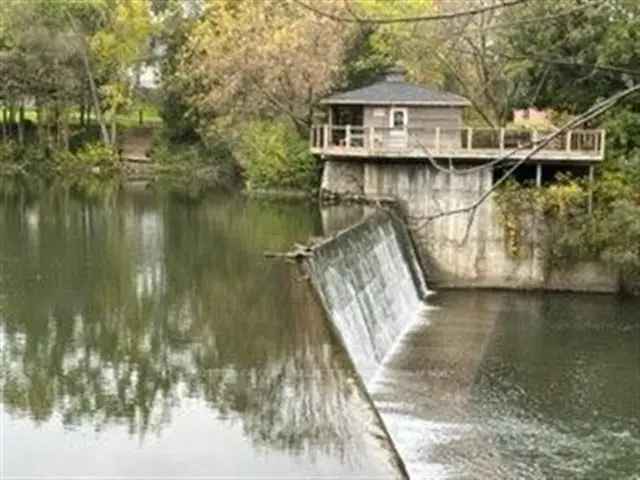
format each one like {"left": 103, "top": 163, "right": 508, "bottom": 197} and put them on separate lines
{"left": 236, "top": 120, "right": 319, "bottom": 191}
{"left": 149, "top": 136, "right": 238, "bottom": 197}
{"left": 506, "top": 0, "right": 640, "bottom": 113}
{"left": 354, "top": 0, "right": 433, "bottom": 61}
{"left": 496, "top": 173, "right": 640, "bottom": 293}
{"left": 51, "top": 143, "right": 119, "bottom": 174}
{"left": 155, "top": 0, "right": 201, "bottom": 143}
{"left": 342, "top": 27, "right": 393, "bottom": 90}
{"left": 181, "top": 0, "right": 354, "bottom": 133}
{"left": 0, "top": 142, "right": 49, "bottom": 171}
{"left": 0, "top": 141, "right": 18, "bottom": 164}
{"left": 602, "top": 106, "right": 640, "bottom": 168}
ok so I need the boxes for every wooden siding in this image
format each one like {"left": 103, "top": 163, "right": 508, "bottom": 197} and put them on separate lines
{"left": 363, "top": 105, "right": 463, "bottom": 129}
{"left": 363, "top": 106, "right": 389, "bottom": 128}
{"left": 362, "top": 105, "right": 463, "bottom": 149}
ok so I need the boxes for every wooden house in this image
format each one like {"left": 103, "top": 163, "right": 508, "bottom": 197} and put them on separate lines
{"left": 311, "top": 68, "right": 605, "bottom": 171}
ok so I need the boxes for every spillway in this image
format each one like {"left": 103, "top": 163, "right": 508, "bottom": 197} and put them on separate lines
{"left": 305, "top": 210, "right": 430, "bottom": 477}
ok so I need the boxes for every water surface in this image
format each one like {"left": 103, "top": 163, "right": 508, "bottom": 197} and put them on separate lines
{"left": 314, "top": 205, "right": 640, "bottom": 479}
{"left": 373, "top": 290, "right": 640, "bottom": 479}
{"left": 0, "top": 187, "right": 402, "bottom": 478}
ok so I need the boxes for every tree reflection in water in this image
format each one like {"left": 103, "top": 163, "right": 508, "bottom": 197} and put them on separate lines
{"left": 0, "top": 187, "right": 399, "bottom": 473}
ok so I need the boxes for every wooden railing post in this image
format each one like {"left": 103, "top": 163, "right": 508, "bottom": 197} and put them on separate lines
{"left": 435, "top": 127, "right": 441, "bottom": 153}
{"left": 600, "top": 129, "right": 606, "bottom": 157}
{"left": 499, "top": 128, "right": 505, "bottom": 153}
{"left": 467, "top": 128, "right": 473, "bottom": 151}
{"left": 323, "top": 124, "right": 329, "bottom": 149}
{"left": 566, "top": 130, "right": 572, "bottom": 152}
{"left": 346, "top": 125, "right": 351, "bottom": 148}
{"left": 369, "top": 126, "right": 375, "bottom": 152}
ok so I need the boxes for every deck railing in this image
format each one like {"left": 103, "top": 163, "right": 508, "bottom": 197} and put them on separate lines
{"left": 310, "top": 125, "right": 605, "bottom": 160}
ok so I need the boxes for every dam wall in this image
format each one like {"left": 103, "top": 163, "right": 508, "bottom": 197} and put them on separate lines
{"left": 305, "top": 211, "right": 427, "bottom": 383}
{"left": 305, "top": 210, "right": 430, "bottom": 478}
{"left": 321, "top": 160, "right": 619, "bottom": 293}
{"left": 305, "top": 211, "right": 504, "bottom": 477}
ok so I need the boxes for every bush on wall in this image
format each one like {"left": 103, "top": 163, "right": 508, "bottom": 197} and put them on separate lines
{"left": 495, "top": 173, "right": 640, "bottom": 294}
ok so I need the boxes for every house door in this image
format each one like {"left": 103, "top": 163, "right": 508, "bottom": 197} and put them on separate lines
{"left": 389, "top": 108, "right": 408, "bottom": 149}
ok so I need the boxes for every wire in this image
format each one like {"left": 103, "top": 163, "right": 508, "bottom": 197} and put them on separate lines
{"left": 410, "top": 82, "right": 640, "bottom": 228}
{"left": 446, "top": 45, "right": 640, "bottom": 77}
{"left": 450, "top": 0, "right": 605, "bottom": 34}
{"left": 291, "top": 0, "right": 531, "bottom": 25}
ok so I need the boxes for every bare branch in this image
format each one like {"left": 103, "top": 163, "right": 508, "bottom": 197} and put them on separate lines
{"left": 410, "top": 83, "right": 640, "bottom": 230}
{"left": 456, "top": 0, "right": 604, "bottom": 35}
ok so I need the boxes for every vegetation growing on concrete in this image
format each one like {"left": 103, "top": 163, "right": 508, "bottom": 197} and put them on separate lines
{"left": 495, "top": 169, "right": 640, "bottom": 294}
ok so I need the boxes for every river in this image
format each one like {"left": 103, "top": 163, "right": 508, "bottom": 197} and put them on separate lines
{"left": 0, "top": 185, "right": 638, "bottom": 479}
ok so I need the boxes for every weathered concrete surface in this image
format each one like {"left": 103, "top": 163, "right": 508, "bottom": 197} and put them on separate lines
{"left": 320, "top": 159, "right": 619, "bottom": 293}
{"left": 321, "top": 160, "right": 364, "bottom": 197}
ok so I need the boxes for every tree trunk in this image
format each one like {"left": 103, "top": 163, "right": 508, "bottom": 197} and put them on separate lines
{"left": 1, "top": 107, "right": 6, "bottom": 144}
{"left": 46, "top": 108, "right": 54, "bottom": 151}
{"left": 9, "top": 104, "right": 16, "bottom": 137}
{"left": 36, "top": 102, "right": 43, "bottom": 146}
{"left": 80, "top": 101, "right": 86, "bottom": 127}
{"left": 87, "top": 101, "right": 93, "bottom": 127}
{"left": 111, "top": 113, "right": 117, "bottom": 148}
{"left": 62, "top": 110, "right": 70, "bottom": 150}
{"left": 17, "top": 101, "right": 25, "bottom": 146}
{"left": 54, "top": 104, "right": 61, "bottom": 149}
{"left": 83, "top": 50, "right": 110, "bottom": 146}
{"left": 67, "top": 12, "right": 111, "bottom": 146}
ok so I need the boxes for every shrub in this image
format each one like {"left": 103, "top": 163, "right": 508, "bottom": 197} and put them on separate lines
{"left": 51, "top": 143, "right": 119, "bottom": 171}
{"left": 236, "top": 120, "right": 319, "bottom": 191}
{"left": 0, "top": 142, "right": 48, "bottom": 176}
{"left": 495, "top": 174, "right": 640, "bottom": 291}
{"left": 149, "top": 136, "right": 238, "bottom": 196}
{"left": 0, "top": 142, "right": 19, "bottom": 164}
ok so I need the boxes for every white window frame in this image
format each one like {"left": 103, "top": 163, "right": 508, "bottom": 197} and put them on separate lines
{"left": 389, "top": 107, "right": 409, "bottom": 129}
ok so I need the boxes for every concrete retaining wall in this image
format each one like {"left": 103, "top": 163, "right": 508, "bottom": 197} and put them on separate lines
{"left": 320, "top": 159, "right": 619, "bottom": 293}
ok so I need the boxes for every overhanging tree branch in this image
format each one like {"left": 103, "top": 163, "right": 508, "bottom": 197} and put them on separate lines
{"left": 410, "top": 83, "right": 640, "bottom": 230}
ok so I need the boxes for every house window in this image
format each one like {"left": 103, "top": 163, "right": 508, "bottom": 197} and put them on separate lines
{"left": 390, "top": 108, "right": 407, "bottom": 129}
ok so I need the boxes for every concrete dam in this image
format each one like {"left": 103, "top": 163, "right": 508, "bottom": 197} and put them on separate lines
{"left": 305, "top": 211, "right": 427, "bottom": 477}
{"left": 303, "top": 208, "right": 640, "bottom": 479}
{"left": 306, "top": 210, "right": 583, "bottom": 478}
{"left": 305, "top": 210, "right": 502, "bottom": 478}
{"left": 320, "top": 160, "right": 619, "bottom": 293}
{"left": 306, "top": 211, "right": 428, "bottom": 383}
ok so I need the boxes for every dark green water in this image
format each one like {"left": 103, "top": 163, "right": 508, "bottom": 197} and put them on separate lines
{"left": 1, "top": 186, "right": 639, "bottom": 479}
{"left": 0, "top": 187, "right": 402, "bottom": 478}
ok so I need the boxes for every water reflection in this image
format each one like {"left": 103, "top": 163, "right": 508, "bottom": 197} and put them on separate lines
{"left": 0, "top": 188, "right": 402, "bottom": 478}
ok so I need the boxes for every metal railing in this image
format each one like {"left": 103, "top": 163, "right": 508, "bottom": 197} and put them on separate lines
{"left": 310, "top": 125, "right": 605, "bottom": 159}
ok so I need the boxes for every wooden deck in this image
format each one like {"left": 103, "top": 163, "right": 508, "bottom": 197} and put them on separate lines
{"left": 310, "top": 125, "right": 605, "bottom": 163}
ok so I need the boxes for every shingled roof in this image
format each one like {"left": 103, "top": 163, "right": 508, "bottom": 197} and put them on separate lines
{"left": 321, "top": 70, "right": 471, "bottom": 107}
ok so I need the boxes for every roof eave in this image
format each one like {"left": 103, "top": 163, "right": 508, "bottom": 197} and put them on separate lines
{"left": 319, "top": 99, "right": 471, "bottom": 107}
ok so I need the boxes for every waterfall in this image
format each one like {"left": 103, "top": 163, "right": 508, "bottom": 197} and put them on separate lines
{"left": 306, "top": 210, "right": 430, "bottom": 478}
